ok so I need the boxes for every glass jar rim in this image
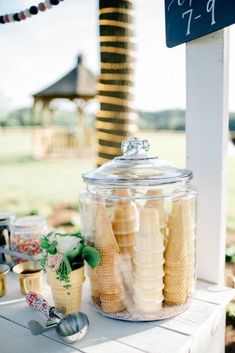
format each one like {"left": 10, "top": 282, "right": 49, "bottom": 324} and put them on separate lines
{"left": 12, "top": 216, "right": 47, "bottom": 231}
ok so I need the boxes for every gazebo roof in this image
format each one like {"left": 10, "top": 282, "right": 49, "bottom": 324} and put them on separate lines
{"left": 33, "top": 55, "right": 97, "bottom": 102}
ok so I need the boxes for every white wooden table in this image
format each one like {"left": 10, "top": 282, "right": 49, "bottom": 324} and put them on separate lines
{"left": 0, "top": 272, "right": 234, "bottom": 353}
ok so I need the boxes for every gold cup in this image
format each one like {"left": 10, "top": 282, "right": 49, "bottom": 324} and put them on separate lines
{"left": 13, "top": 261, "right": 44, "bottom": 295}
{"left": 0, "top": 264, "right": 10, "bottom": 296}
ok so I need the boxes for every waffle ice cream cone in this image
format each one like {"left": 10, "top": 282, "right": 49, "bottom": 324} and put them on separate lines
{"left": 119, "top": 244, "right": 135, "bottom": 255}
{"left": 168, "top": 197, "right": 195, "bottom": 230}
{"left": 94, "top": 203, "right": 125, "bottom": 312}
{"left": 47, "top": 266, "right": 84, "bottom": 315}
{"left": 112, "top": 217, "right": 138, "bottom": 234}
{"left": 95, "top": 202, "right": 119, "bottom": 254}
{"left": 112, "top": 192, "right": 139, "bottom": 252}
{"left": 115, "top": 232, "right": 136, "bottom": 246}
{"left": 101, "top": 300, "right": 125, "bottom": 313}
{"left": 164, "top": 200, "right": 191, "bottom": 305}
{"left": 97, "top": 253, "right": 123, "bottom": 294}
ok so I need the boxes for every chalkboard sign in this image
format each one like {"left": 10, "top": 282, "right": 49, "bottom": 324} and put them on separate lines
{"left": 165, "top": 0, "right": 235, "bottom": 47}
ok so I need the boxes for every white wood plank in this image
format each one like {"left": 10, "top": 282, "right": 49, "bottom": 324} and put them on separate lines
{"left": 82, "top": 340, "right": 144, "bottom": 353}
{"left": 118, "top": 326, "right": 192, "bottom": 353}
{"left": 155, "top": 300, "right": 217, "bottom": 335}
{"left": 194, "top": 280, "right": 235, "bottom": 305}
{"left": 0, "top": 317, "right": 75, "bottom": 353}
{"left": 186, "top": 28, "right": 230, "bottom": 284}
{"left": 190, "top": 312, "right": 226, "bottom": 353}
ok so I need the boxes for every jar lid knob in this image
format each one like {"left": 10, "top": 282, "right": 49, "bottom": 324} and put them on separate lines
{"left": 121, "top": 137, "right": 150, "bottom": 157}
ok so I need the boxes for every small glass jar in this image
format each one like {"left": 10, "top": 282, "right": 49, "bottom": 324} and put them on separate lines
{"left": 0, "top": 211, "right": 16, "bottom": 263}
{"left": 11, "top": 216, "right": 48, "bottom": 263}
{"left": 80, "top": 137, "right": 197, "bottom": 321}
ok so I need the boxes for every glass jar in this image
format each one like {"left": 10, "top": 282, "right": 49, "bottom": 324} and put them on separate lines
{"left": 0, "top": 211, "right": 16, "bottom": 263}
{"left": 80, "top": 137, "right": 197, "bottom": 321}
{"left": 11, "top": 216, "right": 48, "bottom": 263}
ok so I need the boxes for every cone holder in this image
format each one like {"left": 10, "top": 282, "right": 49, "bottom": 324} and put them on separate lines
{"left": 91, "top": 297, "right": 191, "bottom": 322}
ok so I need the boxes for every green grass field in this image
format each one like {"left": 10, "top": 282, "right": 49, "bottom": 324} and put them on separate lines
{"left": 0, "top": 128, "right": 234, "bottom": 230}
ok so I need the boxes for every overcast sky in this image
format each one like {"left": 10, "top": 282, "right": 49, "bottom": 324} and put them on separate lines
{"left": 0, "top": 0, "right": 235, "bottom": 112}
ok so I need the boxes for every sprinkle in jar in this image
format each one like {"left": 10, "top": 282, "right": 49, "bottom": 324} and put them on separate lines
{"left": 11, "top": 216, "right": 48, "bottom": 264}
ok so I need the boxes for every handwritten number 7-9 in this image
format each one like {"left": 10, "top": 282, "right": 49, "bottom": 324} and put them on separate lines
{"left": 206, "top": 0, "right": 216, "bottom": 25}
{"left": 181, "top": 0, "right": 216, "bottom": 36}
{"left": 182, "top": 9, "right": 193, "bottom": 35}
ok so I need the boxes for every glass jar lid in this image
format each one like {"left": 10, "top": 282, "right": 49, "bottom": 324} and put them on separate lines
{"left": 83, "top": 137, "right": 192, "bottom": 186}
{"left": 13, "top": 216, "right": 47, "bottom": 232}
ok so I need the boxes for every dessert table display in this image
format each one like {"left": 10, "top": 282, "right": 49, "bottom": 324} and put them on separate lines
{"left": 80, "top": 137, "right": 197, "bottom": 321}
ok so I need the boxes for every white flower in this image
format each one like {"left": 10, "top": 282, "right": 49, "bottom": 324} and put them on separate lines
{"left": 57, "top": 236, "right": 80, "bottom": 254}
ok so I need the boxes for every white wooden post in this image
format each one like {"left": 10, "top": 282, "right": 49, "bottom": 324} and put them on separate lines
{"left": 186, "top": 29, "right": 230, "bottom": 284}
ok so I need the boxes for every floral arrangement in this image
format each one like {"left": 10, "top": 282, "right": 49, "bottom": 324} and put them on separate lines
{"left": 40, "top": 231, "right": 100, "bottom": 289}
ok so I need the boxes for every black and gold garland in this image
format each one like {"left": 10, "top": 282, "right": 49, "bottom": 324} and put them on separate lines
{"left": 97, "top": 0, "right": 136, "bottom": 166}
{"left": 0, "top": 0, "right": 64, "bottom": 24}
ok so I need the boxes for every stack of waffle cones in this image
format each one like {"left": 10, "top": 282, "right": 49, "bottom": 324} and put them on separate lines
{"left": 184, "top": 196, "right": 196, "bottom": 294}
{"left": 112, "top": 189, "right": 138, "bottom": 256}
{"left": 47, "top": 266, "right": 84, "bottom": 315}
{"left": 133, "top": 208, "right": 165, "bottom": 313}
{"left": 95, "top": 202, "right": 125, "bottom": 313}
{"left": 84, "top": 197, "right": 100, "bottom": 300}
{"left": 164, "top": 196, "right": 196, "bottom": 305}
{"left": 111, "top": 189, "right": 138, "bottom": 308}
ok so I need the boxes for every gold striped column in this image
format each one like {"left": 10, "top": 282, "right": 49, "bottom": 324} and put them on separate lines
{"left": 97, "top": 0, "right": 137, "bottom": 166}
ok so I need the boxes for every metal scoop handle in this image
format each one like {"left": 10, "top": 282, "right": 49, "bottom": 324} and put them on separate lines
{"left": 26, "top": 292, "right": 63, "bottom": 321}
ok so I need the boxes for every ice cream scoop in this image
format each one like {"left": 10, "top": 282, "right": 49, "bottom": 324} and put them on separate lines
{"left": 26, "top": 292, "right": 89, "bottom": 343}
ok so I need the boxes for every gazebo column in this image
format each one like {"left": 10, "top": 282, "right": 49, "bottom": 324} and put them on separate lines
{"left": 31, "top": 99, "right": 46, "bottom": 159}
{"left": 96, "top": 0, "right": 137, "bottom": 166}
{"left": 75, "top": 99, "right": 86, "bottom": 135}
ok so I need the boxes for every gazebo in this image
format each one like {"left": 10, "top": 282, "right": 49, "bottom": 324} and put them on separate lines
{"left": 32, "top": 55, "right": 97, "bottom": 159}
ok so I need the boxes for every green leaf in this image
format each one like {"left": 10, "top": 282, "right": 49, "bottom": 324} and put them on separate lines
{"left": 66, "top": 244, "right": 83, "bottom": 262}
{"left": 48, "top": 248, "right": 57, "bottom": 255}
{"left": 41, "top": 240, "right": 50, "bottom": 249}
{"left": 82, "top": 246, "right": 101, "bottom": 269}
{"left": 63, "top": 255, "right": 72, "bottom": 274}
